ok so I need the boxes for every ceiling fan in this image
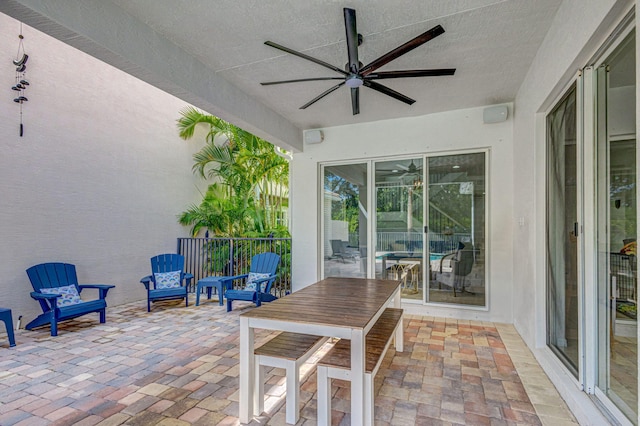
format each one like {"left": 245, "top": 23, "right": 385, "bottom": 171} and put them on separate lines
{"left": 398, "top": 160, "right": 421, "bottom": 179}
{"left": 377, "top": 159, "right": 422, "bottom": 179}
{"left": 261, "top": 8, "right": 456, "bottom": 115}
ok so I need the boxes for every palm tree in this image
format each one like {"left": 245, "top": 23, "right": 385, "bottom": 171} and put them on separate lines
{"left": 177, "top": 106, "right": 289, "bottom": 236}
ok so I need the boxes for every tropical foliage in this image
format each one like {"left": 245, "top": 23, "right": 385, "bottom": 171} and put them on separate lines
{"left": 324, "top": 171, "right": 361, "bottom": 235}
{"left": 177, "top": 106, "right": 290, "bottom": 237}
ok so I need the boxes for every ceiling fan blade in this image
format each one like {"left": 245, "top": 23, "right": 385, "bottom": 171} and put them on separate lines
{"left": 265, "top": 41, "right": 348, "bottom": 76}
{"left": 351, "top": 87, "right": 360, "bottom": 115}
{"left": 366, "top": 68, "right": 456, "bottom": 79}
{"left": 300, "top": 82, "right": 345, "bottom": 109}
{"left": 363, "top": 80, "right": 415, "bottom": 105}
{"left": 344, "top": 8, "right": 359, "bottom": 73}
{"left": 261, "top": 77, "right": 344, "bottom": 86}
{"left": 360, "top": 25, "right": 445, "bottom": 76}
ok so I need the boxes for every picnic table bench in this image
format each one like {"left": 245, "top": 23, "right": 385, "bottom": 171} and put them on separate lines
{"left": 317, "top": 307, "right": 403, "bottom": 425}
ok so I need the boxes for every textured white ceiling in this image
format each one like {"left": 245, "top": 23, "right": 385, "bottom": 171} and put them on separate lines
{"left": 109, "top": 0, "right": 562, "bottom": 129}
{"left": 0, "top": 0, "right": 563, "bottom": 146}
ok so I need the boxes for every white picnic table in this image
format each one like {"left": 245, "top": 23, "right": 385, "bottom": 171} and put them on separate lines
{"left": 239, "top": 277, "right": 401, "bottom": 425}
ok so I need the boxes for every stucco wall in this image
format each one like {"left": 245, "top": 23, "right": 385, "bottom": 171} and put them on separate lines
{"left": 513, "top": 0, "right": 627, "bottom": 348}
{"left": 0, "top": 14, "right": 206, "bottom": 324}
{"left": 291, "top": 104, "right": 514, "bottom": 323}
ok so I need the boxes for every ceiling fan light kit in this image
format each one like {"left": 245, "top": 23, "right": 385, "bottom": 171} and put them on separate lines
{"left": 345, "top": 76, "right": 363, "bottom": 88}
{"left": 262, "top": 8, "right": 456, "bottom": 115}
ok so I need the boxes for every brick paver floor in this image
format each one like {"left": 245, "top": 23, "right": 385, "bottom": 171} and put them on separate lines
{"left": 0, "top": 298, "right": 577, "bottom": 425}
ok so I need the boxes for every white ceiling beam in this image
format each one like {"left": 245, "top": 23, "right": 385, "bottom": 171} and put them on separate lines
{"left": 0, "top": 0, "right": 303, "bottom": 152}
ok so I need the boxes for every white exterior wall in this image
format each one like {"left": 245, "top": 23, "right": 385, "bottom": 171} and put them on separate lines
{"left": 512, "top": 1, "right": 632, "bottom": 423}
{"left": 0, "top": 14, "right": 206, "bottom": 323}
{"left": 291, "top": 105, "right": 514, "bottom": 323}
{"left": 513, "top": 0, "right": 625, "bottom": 348}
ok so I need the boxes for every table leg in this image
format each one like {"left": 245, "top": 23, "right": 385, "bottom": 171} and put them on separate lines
{"left": 239, "top": 317, "right": 254, "bottom": 424}
{"left": 382, "top": 257, "right": 387, "bottom": 279}
{"left": 394, "top": 288, "right": 403, "bottom": 352}
{"left": 350, "top": 328, "right": 365, "bottom": 425}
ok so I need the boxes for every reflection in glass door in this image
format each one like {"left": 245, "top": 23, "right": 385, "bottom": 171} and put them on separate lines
{"left": 427, "top": 153, "right": 486, "bottom": 306}
{"left": 322, "top": 163, "right": 368, "bottom": 279}
{"left": 373, "top": 154, "right": 487, "bottom": 306}
{"left": 374, "top": 158, "right": 424, "bottom": 301}
{"left": 595, "top": 30, "right": 637, "bottom": 422}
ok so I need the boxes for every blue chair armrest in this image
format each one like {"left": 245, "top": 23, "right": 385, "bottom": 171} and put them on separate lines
{"left": 30, "top": 291, "right": 59, "bottom": 309}
{"left": 221, "top": 274, "right": 250, "bottom": 289}
{"left": 78, "top": 284, "right": 115, "bottom": 299}
{"left": 30, "top": 291, "right": 59, "bottom": 300}
{"left": 140, "top": 275, "right": 152, "bottom": 290}
{"left": 228, "top": 273, "right": 249, "bottom": 281}
{"left": 252, "top": 274, "right": 277, "bottom": 294}
{"left": 183, "top": 273, "right": 194, "bottom": 285}
{"left": 79, "top": 284, "right": 115, "bottom": 290}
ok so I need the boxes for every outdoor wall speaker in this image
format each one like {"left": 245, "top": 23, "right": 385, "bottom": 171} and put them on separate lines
{"left": 304, "top": 129, "right": 324, "bottom": 144}
{"left": 483, "top": 105, "right": 508, "bottom": 124}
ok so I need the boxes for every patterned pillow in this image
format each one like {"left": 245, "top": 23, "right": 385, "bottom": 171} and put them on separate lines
{"left": 40, "top": 285, "right": 83, "bottom": 308}
{"left": 244, "top": 272, "right": 271, "bottom": 292}
{"left": 154, "top": 270, "right": 182, "bottom": 289}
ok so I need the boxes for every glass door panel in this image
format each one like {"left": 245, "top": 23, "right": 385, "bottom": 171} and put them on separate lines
{"left": 427, "top": 153, "right": 486, "bottom": 306}
{"left": 374, "top": 158, "right": 424, "bottom": 301}
{"left": 595, "top": 30, "right": 637, "bottom": 422}
{"left": 322, "top": 163, "right": 368, "bottom": 279}
{"left": 546, "top": 85, "right": 579, "bottom": 376}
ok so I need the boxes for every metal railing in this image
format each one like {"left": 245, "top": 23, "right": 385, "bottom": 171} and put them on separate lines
{"left": 177, "top": 237, "right": 292, "bottom": 297}
{"left": 375, "top": 231, "right": 470, "bottom": 253}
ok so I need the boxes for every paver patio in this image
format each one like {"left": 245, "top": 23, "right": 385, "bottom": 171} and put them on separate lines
{"left": 0, "top": 298, "right": 577, "bottom": 425}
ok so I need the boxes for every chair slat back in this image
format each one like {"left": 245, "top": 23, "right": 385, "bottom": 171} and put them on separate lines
{"left": 250, "top": 252, "right": 280, "bottom": 275}
{"left": 26, "top": 263, "right": 79, "bottom": 291}
{"left": 151, "top": 254, "right": 185, "bottom": 274}
{"left": 249, "top": 252, "right": 280, "bottom": 294}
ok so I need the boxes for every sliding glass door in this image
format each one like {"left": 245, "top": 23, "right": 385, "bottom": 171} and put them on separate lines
{"left": 374, "top": 158, "right": 425, "bottom": 301}
{"left": 371, "top": 153, "right": 487, "bottom": 306}
{"left": 322, "top": 163, "right": 368, "bottom": 278}
{"left": 546, "top": 84, "right": 579, "bottom": 376}
{"left": 594, "top": 29, "right": 637, "bottom": 421}
{"left": 426, "top": 153, "right": 486, "bottom": 306}
{"left": 323, "top": 153, "right": 487, "bottom": 308}
{"left": 545, "top": 20, "right": 637, "bottom": 424}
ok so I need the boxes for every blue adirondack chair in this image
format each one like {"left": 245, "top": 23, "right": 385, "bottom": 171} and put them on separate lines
{"left": 25, "top": 263, "right": 115, "bottom": 336}
{"left": 224, "top": 252, "right": 280, "bottom": 312}
{"left": 140, "top": 254, "right": 193, "bottom": 312}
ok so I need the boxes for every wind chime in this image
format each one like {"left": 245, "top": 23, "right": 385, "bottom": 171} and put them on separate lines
{"left": 11, "top": 24, "right": 29, "bottom": 137}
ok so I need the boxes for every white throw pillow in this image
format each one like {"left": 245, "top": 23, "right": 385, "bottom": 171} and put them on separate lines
{"left": 244, "top": 272, "right": 271, "bottom": 292}
{"left": 154, "top": 270, "right": 182, "bottom": 289}
{"left": 40, "top": 285, "right": 83, "bottom": 307}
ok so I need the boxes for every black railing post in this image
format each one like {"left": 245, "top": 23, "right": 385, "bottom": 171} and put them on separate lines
{"left": 177, "top": 236, "right": 292, "bottom": 295}
{"left": 229, "top": 239, "right": 235, "bottom": 280}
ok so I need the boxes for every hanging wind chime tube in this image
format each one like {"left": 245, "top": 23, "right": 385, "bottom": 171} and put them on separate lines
{"left": 11, "top": 23, "right": 29, "bottom": 137}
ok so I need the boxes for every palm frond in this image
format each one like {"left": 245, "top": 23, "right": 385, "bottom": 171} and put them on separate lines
{"left": 177, "top": 107, "right": 290, "bottom": 237}
{"left": 177, "top": 106, "right": 222, "bottom": 142}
